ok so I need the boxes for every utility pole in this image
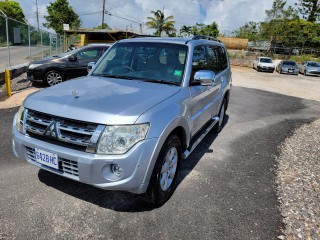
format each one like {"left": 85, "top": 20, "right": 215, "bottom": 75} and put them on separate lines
{"left": 36, "top": 0, "right": 39, "bottom": 30}
{"left": 102, "top": 0, "right": 106, "bottom": 29}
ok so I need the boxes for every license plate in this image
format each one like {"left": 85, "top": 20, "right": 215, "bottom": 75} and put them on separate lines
{"left": 289, "top": 70, "right": 293, "bottom": 73}
{"left": 35, "top": 148, "right": 59, "bottom": 169}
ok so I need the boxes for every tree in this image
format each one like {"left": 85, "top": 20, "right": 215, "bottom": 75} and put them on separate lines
{"left": 43, "top": 0, "right": 81, "bottom": 34}
{"left": 295, "top": 0, "right": 320, "bottom": 22}
{"left": 0, "top": 0, "right": 25, "bottom": 21}
{"left": 191, "top": 22, "right": 219, "bottom": 37}
{"left": 145, "top": 9, "right": 176, "bottom": 36}
{"left": 232, "top": 21, "right": 261, "bottom": 41}
{"left": 266, "top": 0, "right": 298, "bottom": 21}
{"left": 94, "top": 23, "right": 110, "bottom": 30}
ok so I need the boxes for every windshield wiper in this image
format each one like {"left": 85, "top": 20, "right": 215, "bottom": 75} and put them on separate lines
{"left": 97, "top": 74, "right": 136, "bottom": 80}
{"left": 141, "top": 79, "right": 181, "bottom": 86}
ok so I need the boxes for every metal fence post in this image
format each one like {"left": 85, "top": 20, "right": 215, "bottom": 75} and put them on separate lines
{"left": 40, "top": 30, "right": 43, "bottom": 58}
{"left": 0, "top": 9, "right": 11, "bottom": 68}
{"left": 28, "top": 21, "right": 31, "bottom": 62}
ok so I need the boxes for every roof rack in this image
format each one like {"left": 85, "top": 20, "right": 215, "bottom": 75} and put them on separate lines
{"left": 130, "top": 34, "right": 155, "bottom": 38}
{"left": 192, "top": 35, "right": 221, "bottom": 42}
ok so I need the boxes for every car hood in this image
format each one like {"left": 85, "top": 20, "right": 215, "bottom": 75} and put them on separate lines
{"left": 30, "top": 55, "right": 64, "bottom": 64}
{"left": 24, "top": 76, "right": 181, "bottom": 125}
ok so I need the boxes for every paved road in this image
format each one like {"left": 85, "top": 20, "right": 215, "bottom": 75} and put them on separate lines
{"left": 0, "top": 46, "right": 53, "bottom": 69}
{"left": 1, "top": 86, "right": 320, "bottom": 239}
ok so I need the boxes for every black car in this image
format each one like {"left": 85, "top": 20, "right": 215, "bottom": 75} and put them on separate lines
{"left": 27, "top": 43, "right": 112, "bottom": 86}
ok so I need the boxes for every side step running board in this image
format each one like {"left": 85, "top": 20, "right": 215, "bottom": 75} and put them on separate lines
{"left": 182, "top": 116, "right": 219, "bottom": 159}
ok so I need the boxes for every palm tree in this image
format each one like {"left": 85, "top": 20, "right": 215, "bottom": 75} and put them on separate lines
{"left": 180, "top": 25, "right": 192, "bottom": 37}
{"left": 145, "top": 10, "right": 176, "bottom": 36}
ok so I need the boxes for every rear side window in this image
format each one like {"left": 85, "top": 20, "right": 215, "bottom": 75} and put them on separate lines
{"left": 219, "top": 47, "right": 228, "bottom": 70}
{"left": 190, "top": 46, "right": 208, "bottom": 83}
{"left": 207, "top": 46, "right": 221, "bottom": 73}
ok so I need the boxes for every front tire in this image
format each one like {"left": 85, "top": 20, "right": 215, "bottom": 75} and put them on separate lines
{"left": 44, "top": 70, "right": 64, "bottom": 86}
{"left": 144, "top": 135, "right": 181, "bottom": 205}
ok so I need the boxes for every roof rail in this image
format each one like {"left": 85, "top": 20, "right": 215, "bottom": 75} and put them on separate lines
{"left": 192, "top": 35, "right": 221, "bottom": 42}
{"left": 130, "top": 34, "right": 155, "bottom": 38}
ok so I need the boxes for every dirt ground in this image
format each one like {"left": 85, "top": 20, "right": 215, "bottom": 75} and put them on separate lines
{"left": 0, "top": 66, "right": 319, "bottom": 110}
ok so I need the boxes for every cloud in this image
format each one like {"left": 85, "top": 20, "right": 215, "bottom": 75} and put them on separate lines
{"left": 17, "top": 0, "right": 300, "bottom": 35}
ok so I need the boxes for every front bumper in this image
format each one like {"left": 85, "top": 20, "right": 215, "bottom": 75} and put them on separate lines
{"left": 257, "top": 66, "right": 274, "bottom": 72}
{"left": 306, "top": 69, "right": 320, "bottom": 76}
{"left": 27, "top": 69, "right": 44, "bottom": 82}
{"left": 12, "top": 114, "right": 158, "bottom": 194}
{"left": 281, "top": 69, "right": 299, "bottom": 75}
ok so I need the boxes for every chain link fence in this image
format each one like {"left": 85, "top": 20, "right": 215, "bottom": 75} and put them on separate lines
{"left": 0, "top": 14, "right": 65, "bottom": 71}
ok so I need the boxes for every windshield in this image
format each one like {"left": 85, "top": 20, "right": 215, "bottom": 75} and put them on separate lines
{"left": 307, "top": 62, "right": 320, "bottom": 67}
{"left": 91, "top": 42, "right": 188, "bottom": 85}
{"left": 283, "top": 61, "right": 296, "bottom": 66}
{"left": 260, "top": 58, "right": 272, "bottom": 63}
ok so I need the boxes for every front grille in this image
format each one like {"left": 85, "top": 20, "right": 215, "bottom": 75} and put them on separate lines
{"left": 26, "top": 147, "right": 79, "bottom": 177}
{"left": 24, "top": 109, "right": 104, "bottom": 152}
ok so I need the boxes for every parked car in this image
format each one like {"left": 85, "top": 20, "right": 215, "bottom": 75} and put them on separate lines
{"left": 27, "top": 43, "right": 112, "bottom": 86}
{"left": 13, "top": 36, "right": 232, "bottom": 205}
{"left": 299, "top": 61, "right": 320, "bottom": 76}
{"left": 276, "top": 60, "right": 299, "bottom": 75}
{"left": 253, "top": 57, "right": 275, "bottom": 72}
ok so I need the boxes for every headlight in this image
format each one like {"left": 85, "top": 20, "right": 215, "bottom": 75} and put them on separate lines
{"left": 16, "top": 105, "right": 25, "bottom": 133}
{"left": 97, "top": 123, "right": 149, "bottom": 154}
{"left": 28, "top": 64, "right": 42, "bottom": 69}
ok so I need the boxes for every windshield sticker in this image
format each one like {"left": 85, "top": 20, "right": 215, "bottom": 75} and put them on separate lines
{"left": 174, "top": 70, "right": 182, "bottom": 76}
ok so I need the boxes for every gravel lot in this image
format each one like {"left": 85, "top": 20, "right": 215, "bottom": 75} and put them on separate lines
{"left": 276, "top": 120, "right": 320, "bottom": 239}
{"left": 1, "top": 66, "right": 319, "bottom": 239}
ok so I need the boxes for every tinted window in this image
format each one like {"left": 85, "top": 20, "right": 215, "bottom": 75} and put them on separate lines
{"left": 282, "top": 61, "right": 296, "bottom": 66}
{"left": 77, "top": 49, "right": 99, "bottom": 60}
{"left": 191, "top": 46, "right": 207, "bottom": 83}
{"left": 207, "top": 46, "right": 220, "bottom": 72}
{"left": 219, "top": 47, "right": 228, "bottom": 70}
{"left": 260, "top": 58, "right": 272, "bottom": 63}
{"left": 307, "top": 62, "right": 320, "bottom": 67}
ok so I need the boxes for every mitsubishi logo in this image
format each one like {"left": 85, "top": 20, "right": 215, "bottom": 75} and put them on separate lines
{"left": 43, "top": 121, "right": 60, "bottom": 139}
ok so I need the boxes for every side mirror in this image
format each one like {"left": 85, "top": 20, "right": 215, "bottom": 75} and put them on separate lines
{"left": 87, "top": 62, "right": 96, "bottom": 73}
{"left": 68, "top": 55, "right": 77, "bottom": 62}
{"left": 194, "top": 70, "right": 216, "bottom": 86}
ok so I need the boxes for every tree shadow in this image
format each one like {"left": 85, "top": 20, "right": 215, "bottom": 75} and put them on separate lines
{"left": 38, "top": 115, "right": 229, "bottom": 212}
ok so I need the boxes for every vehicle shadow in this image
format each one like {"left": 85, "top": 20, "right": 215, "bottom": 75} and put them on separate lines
{"left": 38, "top": 115, "right": 229, "bottom": 212}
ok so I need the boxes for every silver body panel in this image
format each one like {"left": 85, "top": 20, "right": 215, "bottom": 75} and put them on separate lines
{"left": 12, "top": 37, "right": 232, "bottom": 194}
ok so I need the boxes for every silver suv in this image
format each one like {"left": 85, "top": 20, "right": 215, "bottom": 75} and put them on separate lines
{"left": 12, "top": 36, "right": 232, "bottom": 204}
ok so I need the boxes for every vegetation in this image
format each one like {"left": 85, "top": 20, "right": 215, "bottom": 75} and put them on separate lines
{"left": 233, "top": 0, "right": 320, "bottom": 51}
{"left": 145, "top": 10, "right": 176, "bottom": 36}
{"left": 43, "top": 0, "right": 81, "bottom": 35}
{"left": 94, "top": 23, "right": 111, "bottom": 30}
{"left": 296, "top": 0, "right": 320, "bottom": 22}
{"left": 0, "top": 0, "right": 25, "bottom": 21}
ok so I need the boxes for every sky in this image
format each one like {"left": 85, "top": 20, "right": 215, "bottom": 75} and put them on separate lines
{"left": 17, "top": 0, "right": 299, "bottom": 35}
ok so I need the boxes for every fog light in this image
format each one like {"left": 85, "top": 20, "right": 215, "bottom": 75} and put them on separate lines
{"left": 111, "top": 164, "right": 124, "bottom": 178}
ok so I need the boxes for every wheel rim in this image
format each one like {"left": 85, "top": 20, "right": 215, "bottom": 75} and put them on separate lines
{"left": 47, "top": 72, "right": 63, "bottom": 86}
{"left": 219, "top": 103, "right": 225, "bottom": 127}
{"left": 160, "top": 147, "right": 178, "bottom": 192}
